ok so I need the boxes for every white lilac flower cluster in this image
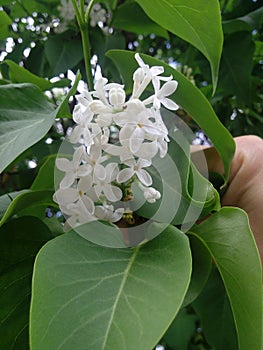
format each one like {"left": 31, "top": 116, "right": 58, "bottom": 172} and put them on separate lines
{"left": 53, "top": 53, "right": 179, "bottom": 229}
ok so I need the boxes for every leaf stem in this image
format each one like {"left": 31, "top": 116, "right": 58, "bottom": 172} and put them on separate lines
{"left": 84, "top": 0, "right": 97, "bottom": 23}
{"left": 71, "top": 0, "right": 94, "bottom": 90}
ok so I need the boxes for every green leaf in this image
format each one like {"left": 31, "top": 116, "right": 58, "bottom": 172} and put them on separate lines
{"left": 218, "top": 31, "right": 255, "bottom": 105}
{"left": 0, "top": 190, "right": 54, "bottom": 228}
{"left": 9, "top": 0, "right": 59, "bottom": 20}
{"left": 0, "top": 216, "right": 54, "bottom": 350}
{"left": 189, "top": 207, "right": 263, "bottom": 350}
{"left": 133, "top": 130, "right": 219, "bottom": 227}
{"left": 30, "top": 225, "right": 192, "bottom": 350}
{"left": 182, "top": 235, "right": 212, "bottom": 307}
{"left": 55, "top": 70, "right": 81, "bottom": 118}
{"left": 135, "top": 0, "right": 223, "bottom": 90}
{"left": 0, "top": 10, "right": 12, "bottom": 40}
{"left": 112, "top": 2, "right": 169, "bottom": 39}
{"left": 0, "top": 83, "right": 56, "bottom": 173}
{"left": 192, "top": 267, "right": 238, "bottom": 350}
{"left": 2, "top": 60, "right": 71, "bottom": 91}
{"left": 223, "top": 6, "right": 263, "bottom": 33}
{"left": 107, "top": 50, "right": 235, "bottom": 185}
{"left": 163, "top": 308, "right": 198, "bottom": 350}
{"left": 45, "top": 33, "right": 83, "bottom": 76}
{"left": 0, "top": 190, "right": 28, "bottom": 219}
{"left": 31, "top": 154, "right": 57, "bottom": 191}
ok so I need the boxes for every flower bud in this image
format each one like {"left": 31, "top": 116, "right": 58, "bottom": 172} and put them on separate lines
{"left": 109, "top": 87, "right": 126, "bottom": 108}
{"left": 143, "top": 187, "right": 161, "bottom": 203}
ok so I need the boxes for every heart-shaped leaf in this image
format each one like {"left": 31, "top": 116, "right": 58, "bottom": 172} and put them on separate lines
{"left": 30, "top": 225, "right": 192, "bottom": 350}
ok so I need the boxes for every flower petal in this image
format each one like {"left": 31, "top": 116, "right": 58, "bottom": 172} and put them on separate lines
{"left": 70, "top": 125, "right": 82, "bottom": 144}
{"left": 104, "top": 184, "right": 123, "bottom": 202}
{"left": 94, "top": 163, "right": 106, "bottom": 181}
{"left": 78, "top": 164, "right": 92, "bottom": 177}
{"left": 78, "top": 175, "right": 93, "bottom": 192}
{"left": 81, "top": 195, "right": 95, "bottom": 214}
{"left": 56, "top": 158, "right": 71, "bottom": 172}
{"left": 161, "top": 97, "right": 179, "bottom": 111}
{"left": 129, "top": 127, "right": 145, "bottom": 154}
{"left": 159, "top": 80, "right": 178, "bottom": 98}
{"left": 138, "top": 158, "right": 151, "bottom": 168}
{"left": 116, "top": 168, "right": 134, "bottom": 183}
{"left": 112, "top": 208, "right": 124, "bottom": 222}
{"left": 119, "top": 124, "right": 134, "bottom": 144}
{"left": 136, "top": 168, "right": 152, "bottom": 186}
{"left": 105, "top": 162, "right": 119, "bottom": 181}
{"left": 53, "top": 188, "right": 78, "bottom": 205}
{"left": 135, "top": 141, "right": 158, "bottom": 159}
{"left": 60, "top": 173, "right": 75, "bottom": 189}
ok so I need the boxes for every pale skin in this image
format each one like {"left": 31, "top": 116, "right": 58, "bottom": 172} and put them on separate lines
{"left": 194, "top": 135, "right": 263, "bottom": 263}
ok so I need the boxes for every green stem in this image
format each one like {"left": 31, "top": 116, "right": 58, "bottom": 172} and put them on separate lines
{"left": 71, "top": 0, "right": 94, "bottom": 90}
{"left": 81, "top": 24, "right": 94, "bottom": 90}
{"left": 85, "top": 0, "right": 97, "bottom": 23}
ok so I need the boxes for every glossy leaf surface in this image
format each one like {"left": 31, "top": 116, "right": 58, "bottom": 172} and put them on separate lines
{"left": 0, "top": 190, "right": 54, "bottom": 228}
{"left": 2, "top": 60, "right": 71, "bottom": 90}
{"left": 0, "top": 84, "right": 56, "bottom": 174}
{"left": 189, "top": 207, "right": 263, "bottom": 350}
{"left": 30, "top": 225, "right": 192, "bottom": 350}
{"left": 193, "top": 267, "right": 238, "bottom": 350}
{"left": 136, "top": 0, "right": 223, "bottom": 89}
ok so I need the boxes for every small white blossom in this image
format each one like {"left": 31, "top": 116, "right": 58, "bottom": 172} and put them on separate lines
{"left": 152, "top": 78, "right": 179, "bottom": 110}
{"left": 95, "top": 204, "right": 124, "bottom": 222}
{"left": 132, "top": 53, "right": 164, "bottom": 99}
{"left": 56, "top": 146, "right": 91, "bottom": 188}
{"left": 64, "top": 201, "right": 97, "bottom": 230}
{"left": 93, "top": 163, "right": 122, "bottom": 202}
{"left": 53, "top": 178, "right": 95, "bottom": 213}
{"left": 117, "top": 158, "right": 152, "bottom": 187}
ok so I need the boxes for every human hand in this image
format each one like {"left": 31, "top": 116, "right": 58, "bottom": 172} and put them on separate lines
{"left": 195, "top": 135, "right": 263, "bottom": 262}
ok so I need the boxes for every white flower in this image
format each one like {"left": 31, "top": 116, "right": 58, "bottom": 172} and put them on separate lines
{"left": 93, "top": 163, "right": 123, "bottom": 202}
{"left": 64, "top": 201, "right": 97, "bottom": 230}
{"left": 152, "top": 78, "right": 179, "bottom": 110}
{"left": 117, "top": 109, "right": 164, "bottom": 154}
{"left": 104, "top": 128, "right": 158, "bottom": 162}
{"left": 92, "top": 77, "right": 124, "bottom": 105}
{"left": 90, "top": 81, "right": 126, "bottom": 126}
{"left": 132, "top": 53, "right": 164, "bottom": 99}
{"left": 55, "top": 52, "right": 180, "bottom": 227}
{"left": 117, "top": 158, "right": 152, "bottom": 186}
{"left": 103, "top": 142, "right": 134, "bottom": 162}
{"left": 109, "top": 86, "right": 126, "bottom": 110}
{"left": 70, "top": 107, "right": 101, "bottom": 145}
{"left": 75, "top": 90, "right": 93, "bottom": 114}
{"left": 53, "top": 175, "right": 95, "bottom": 213}
{"left": 56, "top": 146, "right": 91, "bottom": 188}
{"left": 143, "top": 187, "right": 161, "bottom": 203}
{"left": 95, "top": 204, "right": 124, "bottom": 222}
{"left": 85, "top": 144, "right": 109, "bottom": 180}
{"left": 151, "top": 108, "right": 170, "bottom": 158}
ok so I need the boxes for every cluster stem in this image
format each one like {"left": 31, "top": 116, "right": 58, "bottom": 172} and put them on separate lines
{"left": 71, "top": 0, "right": 95, "bottom": 90}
